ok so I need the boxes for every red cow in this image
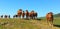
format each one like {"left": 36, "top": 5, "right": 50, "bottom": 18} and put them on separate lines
{"left": 17, "top": 9, "right": 22, "bottom": 18}
{"left": 46, "top": 12, "right": 53, "bottom": 26}
{"left": 29, "top": 10, "right": 34, "bottom": 19}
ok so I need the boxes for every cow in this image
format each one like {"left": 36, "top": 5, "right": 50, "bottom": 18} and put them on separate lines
{"left": 29, "top": 10, "right": 34, "bottom": 19}
{"left": 25, "top": 10, "right": 29, "bottom": 19}
{"left": 13, "top": 15, "right": 18, "bottom": 18}
{"left": 22, "top": 11, "right": 25, "bottom": 19}
{"left": 1, "top": 15, "right": 3, "bottom": 18}
{"left": 8, "top": 15, "right": 10, "bottom": 18}
{"left": 33, "top": 12, "right": 37, "bottom": 19}
{"left": 4, "top": 15, "right": 8, "bottom": 18}
{"left": 29, "top": 12, "right": 32, "bottom": 19}
{"left": 46, "top": 12, "right": 53, "bottom": 26}
{"left": 17, "top": 9, "right": 22, "bottom": 18}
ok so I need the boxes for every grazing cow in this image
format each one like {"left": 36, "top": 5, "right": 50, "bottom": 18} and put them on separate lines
{"left": 25, "top": 10, "right": 29, "bottom": 19}
{"left": 4, "top": 15, "right": 8, "bottom": 18}
{"left": 17, "top": 9, "right": 22, "bottom": 18}
{"left": 1, "top": 15, "right": 3, "bottom": 18}
{"left": 13, "top": 15, "right": 18, "bottom": 18}
{"left": 22, "top": 11, "right": 25, "bottom": 18}
{"left": 46, "top": 12, "right": 53, "bottom": 26}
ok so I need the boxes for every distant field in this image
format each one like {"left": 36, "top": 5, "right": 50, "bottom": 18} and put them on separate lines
{"left": 0, "top": 18, "right": 60, "bottom": 29}
{"left": 53, "top": 17, "right": 60, "bottom": 25}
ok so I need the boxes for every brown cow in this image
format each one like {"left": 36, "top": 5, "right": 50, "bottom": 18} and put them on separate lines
{"left": 17, "top": 9, "right": 22, "bottom": 18}
{"left": 29, "top": 10, "right": 34, "bottom": 19}
{"left": 29, "top": 12, "right": 32, "bottom": 19}
{"left": 46, "top": 12, "right": 53, "bottom": 26}
{"left": 25, "top": 10, "right": 29, "bottom": 19}
{"left": 33, "top": 12, "right": 37, "bottom": 19}
{"left": 22, "top": 11, "right": 25, "bottom": 18}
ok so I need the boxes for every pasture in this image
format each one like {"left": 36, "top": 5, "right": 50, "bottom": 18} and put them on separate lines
{"left": 0, "top": 18, "right": 60, "bottom": 29}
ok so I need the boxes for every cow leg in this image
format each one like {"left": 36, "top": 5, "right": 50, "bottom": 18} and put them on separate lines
{"left": 50, "top": 19, "right": 53, "bottom": 26}
{"left": 18, "top": 15, "right": 21, "bottom": 18}
{"left": 26, "top": 15, "right": 29, "bottom": 19}
{"left": 47, "top": 19, "right": 51, "bottom": 26}
{"left": 47, "top": 19, "right": 49, "bottom": 25}
{"left": 48, "top": 20, "right": 53, "bottom": 27}
{"left": 22, "top": 16, "right": 24, "bottom": 19}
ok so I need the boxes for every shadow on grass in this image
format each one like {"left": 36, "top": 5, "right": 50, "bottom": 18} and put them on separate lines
{"left": 53, "top": 24, "right": 60, "bottom": 27}
{"left": 24, "top": 18, "right": 42, "bottom": 20}
{"left": 35, "top": 18, "right": 42, "bottom": 20}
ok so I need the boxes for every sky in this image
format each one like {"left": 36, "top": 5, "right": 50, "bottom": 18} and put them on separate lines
{"left": 0, "top": 0, "right": 60, "bottom": 18}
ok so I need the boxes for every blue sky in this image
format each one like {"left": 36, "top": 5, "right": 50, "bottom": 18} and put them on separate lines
{"left": 0, "top": 0, "right": 60, "bottom": 18}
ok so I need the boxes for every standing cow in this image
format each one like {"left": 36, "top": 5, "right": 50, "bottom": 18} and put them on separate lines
{"left": 4, "top": 15, "right": 8, "bottom": 18}
{"left": 31, "top": 10, "right": 34, "bottom": 19}
{"left": 8, "top": 15, "right": 10, "bottom": 18}
{"left": 29, "top": 10, "right": 34, "bottom": 19}
{"left": 1, "top": 15, "right": 3, "bottom": 18}
{"left": 25, "top": 10, "right": 29, "bottom": 19}
{"left": 13, "top": 15, "right": 18, "bottom": 18}
{"left": 17, "top": 9, "right": 22, "bottom": 18}
{"left": 29, "top": 10, "right": 37, "bottom": 19}
{"left": 33, "top": 12, "right": 37, "bottom": 19}
{"left": 46, "top": 12, "right": 53, "bottom": 26}
{"left": 22, "top": 11, "right": 25, "bottom": 19}
{"left": 29, "top": 12, "right": 32, "bottom": 19}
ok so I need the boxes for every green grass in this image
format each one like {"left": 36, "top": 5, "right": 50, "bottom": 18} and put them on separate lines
{"left": 0, "top": 18, "right": 60, "bottom": 29}
{"left": 53, "top": 17, "right": 60, "bottom": 25}
{"left": 0, "top": 18, "right": 41, "bottom": 29}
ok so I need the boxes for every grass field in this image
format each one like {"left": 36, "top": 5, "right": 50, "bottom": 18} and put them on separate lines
{"left": 0, "top": 18, "right": 60, "bottom": 29}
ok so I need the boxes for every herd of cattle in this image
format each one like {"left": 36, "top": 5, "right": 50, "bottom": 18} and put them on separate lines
{"left": 0, "top": 15, "right": 10, "bottom": 18}
{"left": 13, "top": 9, "right": 37, "bottom": 19}
{"left": 0, "top": 9, "right": 54, "bottom": 26}
{"left": 0, "top": 9, "right": 37, "bottom": 19}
